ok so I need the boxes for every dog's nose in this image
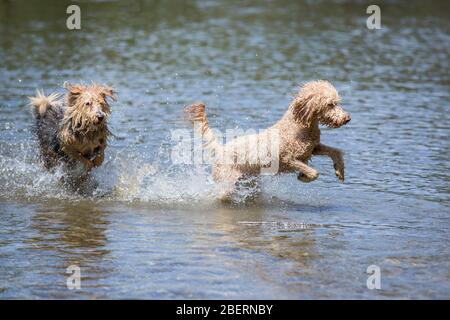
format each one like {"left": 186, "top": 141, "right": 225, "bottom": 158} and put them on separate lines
{"left": 96, "top": 113, "right": 105, "bottom": 121}
{"left": 344, "top": 115, "right": 351, "bottom": 124}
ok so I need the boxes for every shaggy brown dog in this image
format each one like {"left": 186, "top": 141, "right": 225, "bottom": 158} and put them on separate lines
{"left": 29, "top": 83, "right": 116, "bottom": 177}
{"left": 185, "top": 80, "right": 351, "bottom": 202}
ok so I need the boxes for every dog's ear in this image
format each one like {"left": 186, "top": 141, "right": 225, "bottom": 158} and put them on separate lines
{"left": 100, "top": 86, "right": 117, "bottom": 102}
{"left": 64, "top": 82, "right": 84, "bottom": 106}
{"left": 63, "top": 82, "right": 84, "bottom": 94}
{"left": 292, "top": 92, "right": 317, "bottom": 125}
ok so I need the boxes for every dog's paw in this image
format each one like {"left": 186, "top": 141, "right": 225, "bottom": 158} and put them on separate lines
{"left": 298, "top": 171, "right": 319, "bottom": 183}
{"left": 334, "top": 163, "right": 345, "bottom": 182}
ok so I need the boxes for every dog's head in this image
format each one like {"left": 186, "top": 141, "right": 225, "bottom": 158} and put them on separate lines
{"left": 64, "top": 82, "right": 116, "bottom": 131}
{"left": 292, "top": 80, "right": 350, "bottom": 128}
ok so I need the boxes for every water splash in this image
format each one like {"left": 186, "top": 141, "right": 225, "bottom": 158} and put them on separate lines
{"left": 0, "top": 137, "right": 322, "bottom": 207}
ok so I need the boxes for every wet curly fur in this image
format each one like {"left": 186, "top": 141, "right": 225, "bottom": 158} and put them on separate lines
{"left": 29, "top": 83, "right": 116, "bottom": 177}
{"left": 185, "top": 80, "right": 351, "bottom": 202}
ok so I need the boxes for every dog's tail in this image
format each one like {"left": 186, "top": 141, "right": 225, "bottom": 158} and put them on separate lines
{"left": 184, "top": 103, "right": 222, "bottom": 156}
{"left": 28, "top": 90, "right": 61, "bottom": 118}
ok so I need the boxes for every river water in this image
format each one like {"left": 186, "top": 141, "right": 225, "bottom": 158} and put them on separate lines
{"left": 0, "top": 0, "right": 449, "bottom": 299}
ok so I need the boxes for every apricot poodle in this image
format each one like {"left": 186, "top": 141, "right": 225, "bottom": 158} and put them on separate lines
{"left": 185, "top": 80, "right": 351, "bottom": 202}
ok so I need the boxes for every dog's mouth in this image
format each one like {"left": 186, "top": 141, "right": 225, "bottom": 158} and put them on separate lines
{"left": 93, "top": 115, "right": 109, "bottom": 126}
{"left": 82, "top": 118, "right": 107, "bottom": 131}
{"left": 320, "top": 117, "right": 338, "bottom": 128}
{"left": 321, "top": 115, "right": 351, "bottom": 128}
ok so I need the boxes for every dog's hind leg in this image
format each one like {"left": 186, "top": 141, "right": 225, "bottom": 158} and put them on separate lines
{"left": 216, "top": 170, "right": 261, "bottom": 204}
{"left": 235, "top": 174, "right": 261, "bottom": 202}
{"left": 214, "top": 168, "right": 240, "bottom": 203}
{"left": 289, "top": 160, "right": 319, "bottom": 183}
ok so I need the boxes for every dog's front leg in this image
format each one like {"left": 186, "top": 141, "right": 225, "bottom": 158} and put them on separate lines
{"left": 76, "top": 152, "right": 95, "bottom": 172}
{"left": 313, "top": 143, "right": 344, "bottom": 182}
{"left": 289, "top": 160, "right": 319, "bottom": 183}
{"left": 90, "top": 146, "right": 105, "bottom": 167}
{"left": 92, "top": 152, "right": 104, "bottom": 167}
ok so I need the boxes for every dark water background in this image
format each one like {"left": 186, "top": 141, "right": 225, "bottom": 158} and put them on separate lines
{"left": 0, "top": 0, "right": 449, "bottom": 299}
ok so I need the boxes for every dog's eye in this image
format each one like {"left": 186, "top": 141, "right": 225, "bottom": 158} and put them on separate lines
{"left": 85, "top": 101, "right": 91, "bottom": 107}
{"left": 328, "top": 103, "right": 335, "bottom": 107}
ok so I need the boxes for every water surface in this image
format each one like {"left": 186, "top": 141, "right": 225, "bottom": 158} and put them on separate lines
{"left": 0, "top": 0, "right": 449, "bottom": 299}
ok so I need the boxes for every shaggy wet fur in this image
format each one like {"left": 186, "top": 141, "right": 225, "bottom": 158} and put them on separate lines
{"left": 29, "top": 83, "right": 116, "bottom": 178}
{"left": 185, "top": 80, "right": 351, "bottom": 202}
